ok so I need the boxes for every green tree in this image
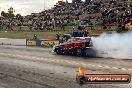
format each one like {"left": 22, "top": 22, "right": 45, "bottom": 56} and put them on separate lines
{"left": 58, "top": 1, "right": 66, "bottom": 6}
{"left": 72, "top": 0, "right": 82, "bottom": 3}
{"left": 8, "top": 7, "right": 14, "bottom": 14}
{"left": 1, "top": 11, "right": 8, "bottom": 17}
{"left": 8, "top": 7, "right": 15, "bottom": 18}
{"left": 16, "top": 14, "right": 22, "bottom": 20}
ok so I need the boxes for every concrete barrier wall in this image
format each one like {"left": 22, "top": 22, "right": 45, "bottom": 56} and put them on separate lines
{"left": 0, "top": 38, "right": 59, "bottom": 47}
{"left": 26, "top": 39, "right": 59, "bottom": 47}
{"left": 26, "top": 39, "right": 37, "bottom": 46}
{"left": 0, "top": 39, "right": 26, "bottom": 46}
{"left": 41, "top": 40, "right": 59, "bottom": 47}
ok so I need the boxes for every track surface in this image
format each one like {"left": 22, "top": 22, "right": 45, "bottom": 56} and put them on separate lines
{"left": 0, "top": 45, "right": 131, "bottom": 88}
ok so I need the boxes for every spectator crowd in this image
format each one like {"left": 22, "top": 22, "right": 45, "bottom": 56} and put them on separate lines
{"left": 0, "top": 0, "right": 132, "bottom": 31}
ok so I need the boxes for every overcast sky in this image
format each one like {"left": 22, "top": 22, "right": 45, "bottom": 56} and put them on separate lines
{"left": 0, "top": 0, "right": 78, "bottom": 16}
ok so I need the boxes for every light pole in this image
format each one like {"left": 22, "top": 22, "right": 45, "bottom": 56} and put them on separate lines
{"left": 44, "top": 0, "right": 45, "bottom": 11}
{"left": 0, "top": 7, "right": 1, "bottom": 16}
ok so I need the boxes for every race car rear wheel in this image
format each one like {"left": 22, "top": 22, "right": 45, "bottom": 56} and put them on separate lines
{"left": 83, "top": 48, "right": 96, "bottom": 57}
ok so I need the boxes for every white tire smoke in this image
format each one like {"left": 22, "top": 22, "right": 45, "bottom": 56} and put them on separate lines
{"left": 92, "top": 31, "right": 132, "bottom": 59}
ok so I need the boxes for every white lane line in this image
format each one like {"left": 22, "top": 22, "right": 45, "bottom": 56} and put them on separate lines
{"left": 38, "top": 57, "right": 42, "bottom": 59}
{"left": 121, "top": 68, "right": 127, "bottom": 71}
{"left": 44, "top": 58, "right": 50, "bottom": 60}
{"left": 0, "top": 53, "right": 5, "bottom": 55}
{"left": 98, "top": 65, "right": 103, "bottom": 68}
{"left": 104, "top": 66, "right": 111, "bottom": 69}
{"left": 73, "top": 62, "right": 79, "bottom": 65}
{"left": 24, "top": 56, "right": 30, "bottom": 58}
{"left": 31, "top": 57, "right": 36, "bottom": 59}
{"left": 27, "top": 56, "right": 31, "bottom": 58}
{"left": 7, "top": 54, "right": 12, "bottom": 56}
{"left": 128, "top": 69, "right": 132, "bottom": 71}
{"left": 91, "top": 64, "right": 96, "bottom": 67}
{"left": 66, "top": 61, "right": 73, "bottom": 64}
{"left": 36, "top": 58, "right": 40, "bottom": 60}
{"left": 111, "top": 67, "right": 119, "bottom": 70}
{"left": 51, "top": 60, "right": 56, "bottom": 62}
{"left": 81, "top": 63, "right": 86, "bottom": 66}
{"left": 1, "top": 53, "right": 132, "bottom": 72}
{"left": 19, "top": 56, "right": 23, "bottom": 58}
{"left": 87, "top": 64, "right": 93, "bottom": 66}
{"left": 65, "top": 60, "right": 71, "bottom": 63}
{"left": 16, "top": 55, "right": 22, "bottom": 57}
{"left": 34, "top": 58, "right": 37, "bottom": 59}
{"left": 64, "top": 60, "right": 79, "bottom": 65}
{"left": 55, "top": 60, "right": 61, "bottom": 62}
{"left": 12, "top": 54, "right": 16, "bottom": 56}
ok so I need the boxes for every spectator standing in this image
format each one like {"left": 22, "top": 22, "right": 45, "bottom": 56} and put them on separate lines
{"left": 33, "top": 34, "right": 38, "bottom": 40}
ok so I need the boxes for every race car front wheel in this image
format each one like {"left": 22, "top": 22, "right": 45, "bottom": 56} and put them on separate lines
{"left": 56, "top": 47, "right": 64, "bottom": 55}
{"left": 74, "top": 48, "right": 82, "bottom": 56}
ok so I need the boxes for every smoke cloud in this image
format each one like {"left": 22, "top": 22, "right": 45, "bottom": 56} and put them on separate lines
{"left": 92, "top": 31, "right": 132, "bottom": 59}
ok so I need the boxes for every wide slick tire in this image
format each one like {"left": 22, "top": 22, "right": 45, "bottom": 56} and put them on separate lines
{"left": 74, "top": 48, "right": 83, "bottom": 56}
{"left": 56, "top": 47, "right": 64, "bottom": 55}
{"left": 83, "top": 48, "right": 96, "bottom": 57}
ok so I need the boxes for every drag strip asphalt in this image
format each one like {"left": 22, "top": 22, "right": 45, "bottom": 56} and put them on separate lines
{"left": 0, "top": 45, "right": 131, "bottom": 88}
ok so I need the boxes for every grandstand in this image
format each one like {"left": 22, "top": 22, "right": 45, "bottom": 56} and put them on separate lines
{"left": 0, "top": 0, "right": 132, "bottom": 36}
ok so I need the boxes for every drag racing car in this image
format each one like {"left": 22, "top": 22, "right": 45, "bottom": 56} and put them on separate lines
{"left": 53, "top": 37, "right": 96, "bottom": 57}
